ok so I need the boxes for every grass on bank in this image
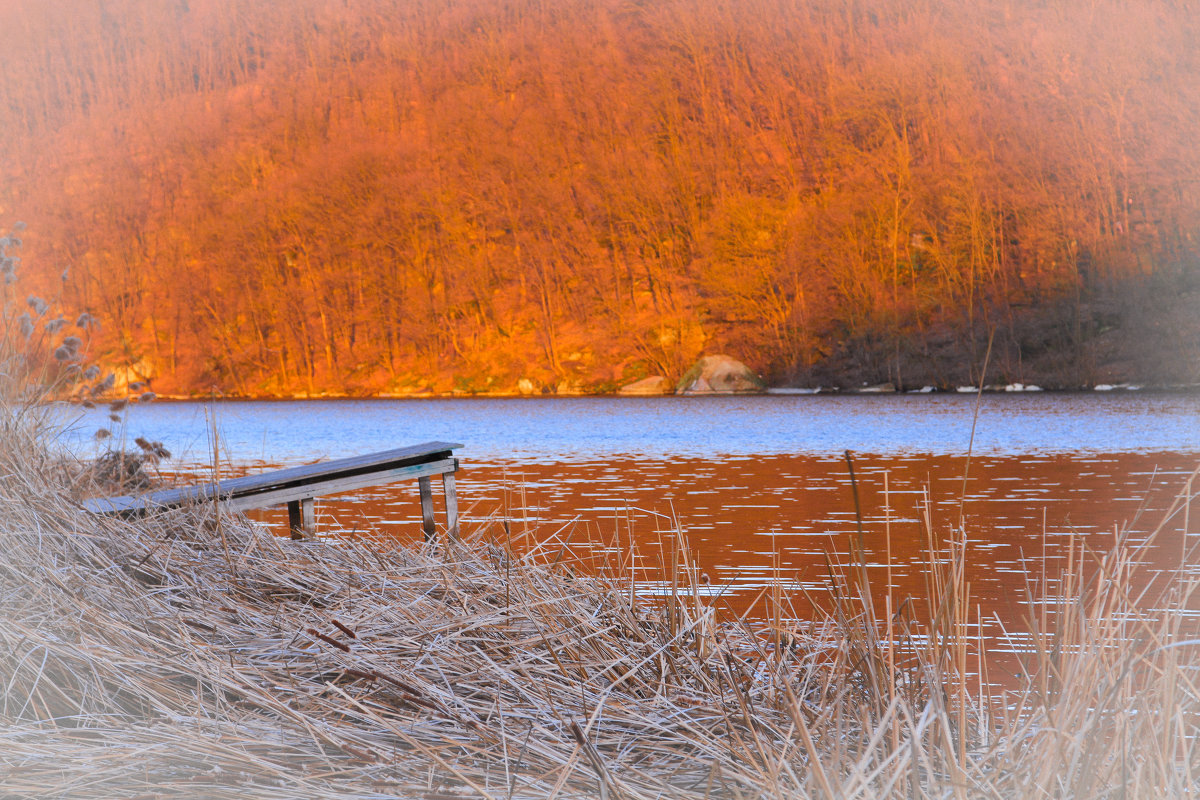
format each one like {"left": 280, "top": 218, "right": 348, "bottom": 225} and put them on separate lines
{"left": 1, "top": 400, "right": 1198, "bottom": 799}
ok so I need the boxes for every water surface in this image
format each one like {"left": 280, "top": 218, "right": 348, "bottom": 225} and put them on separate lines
{"left": 60, "top": 392, "right": 1200, "bottom": 464}
{"left": 59, "top": 393, "right": 1200, "bottom": 669}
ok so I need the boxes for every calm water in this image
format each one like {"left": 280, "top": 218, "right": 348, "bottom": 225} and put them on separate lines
{"left": 58, "top": 393, "right": 1200, "bottom": 666}
{"left": 58, "top": 392, "right": 1200, "bottom": 464}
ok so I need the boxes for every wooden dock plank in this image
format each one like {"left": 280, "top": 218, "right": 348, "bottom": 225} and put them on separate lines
{"left": 180, "top": 440, "right": 461, "bottom": 499}
{"left": 81, "top": 442, "right": 464, "bottom": 541}
{"left": 219, "top": 458, "right": 457, "bottom": 513}
{"left": 82, "top": 443, "right": 462, "bottom": 516}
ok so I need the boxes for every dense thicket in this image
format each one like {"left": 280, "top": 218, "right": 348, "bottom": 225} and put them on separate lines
{"left": 3, "top": 0, "right": 1198, "bottom": 394}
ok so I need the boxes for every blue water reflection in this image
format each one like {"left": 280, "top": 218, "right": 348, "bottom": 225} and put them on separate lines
{"left": 56, "top": 393, "right": 1200, "bottom": 466}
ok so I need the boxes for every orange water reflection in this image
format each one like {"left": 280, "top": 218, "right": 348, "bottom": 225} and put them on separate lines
{"left": 245, "top": 452, "right": 1198, "bottom": 654}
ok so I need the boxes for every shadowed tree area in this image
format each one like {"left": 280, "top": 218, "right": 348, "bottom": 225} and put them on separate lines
{"left": 2, "top": 0, "right": 1198, "bottom": 395}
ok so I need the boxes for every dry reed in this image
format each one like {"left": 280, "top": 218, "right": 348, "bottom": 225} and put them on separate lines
{"left": 1, "top": 402, "right": 1197, "bottom": 798}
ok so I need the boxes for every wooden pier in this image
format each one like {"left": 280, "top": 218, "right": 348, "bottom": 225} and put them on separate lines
{"left": 83, "top": 441, "right": 462, "bottom": 540}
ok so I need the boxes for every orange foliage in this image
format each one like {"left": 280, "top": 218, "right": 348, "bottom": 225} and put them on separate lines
{"left": 2, "top": 0, "right": 1198, "bottom": 393}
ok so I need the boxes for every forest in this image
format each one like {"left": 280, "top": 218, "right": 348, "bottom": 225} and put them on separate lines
{"left": 2, "top": 0, "right": 1198, "bottom": 395}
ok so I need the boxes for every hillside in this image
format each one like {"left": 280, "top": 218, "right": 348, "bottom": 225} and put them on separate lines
{"left": 3, "top": 0, "right": 1199, "bottom": 395}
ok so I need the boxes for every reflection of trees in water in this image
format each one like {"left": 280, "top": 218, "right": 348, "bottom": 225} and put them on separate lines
{"left": 256, "top": 452, "right": 1197, "bottom": 633}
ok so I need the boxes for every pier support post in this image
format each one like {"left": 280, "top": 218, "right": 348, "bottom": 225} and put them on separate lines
{"left": 442, "top": 471, "right": 459, "bottom": 540}
{"left": 288, "top": 497, "right": 315, "bottom": 540}
{"left": 419, "top": 476, "right": 437, "bottom": 542}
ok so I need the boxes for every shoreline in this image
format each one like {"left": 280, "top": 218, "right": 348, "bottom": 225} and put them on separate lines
{"left": 120, "top": 381, "right": 1200, "bottom": 402}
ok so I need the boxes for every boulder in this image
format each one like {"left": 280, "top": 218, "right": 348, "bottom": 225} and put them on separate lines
{"left": 676, "top": 355, "right": 766, "bottom": 395}
{"left": 554, "top": 380, "right": 586, "bottom": 395}
{"left": 617, "top": 375, "right": 671, "bottom": 395}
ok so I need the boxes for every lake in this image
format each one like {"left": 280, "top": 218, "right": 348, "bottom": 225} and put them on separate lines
{"left": 59, "top": 392, "right": 1200, "bottom": 669}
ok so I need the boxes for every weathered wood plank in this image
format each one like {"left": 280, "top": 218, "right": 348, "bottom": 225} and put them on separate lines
{"left": 84, "top": 458, "right": 458, "bottom": 516}
{"left": 155, "top": 441, "right": 457, "bottom": 507}
{"left": 83, "top": 441, "right": 463, "bottom": 542}
{"left": 220, "top": 458, "right": 457, "bottom": 513}
{"left": 82, "top": 445, "right": 461, "bottom": 516}
{"left": 82, "top": 494, "right": 143, "bottom": 514}
{"left": 209, "top": 440, "right": 463, "bottom": 495}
